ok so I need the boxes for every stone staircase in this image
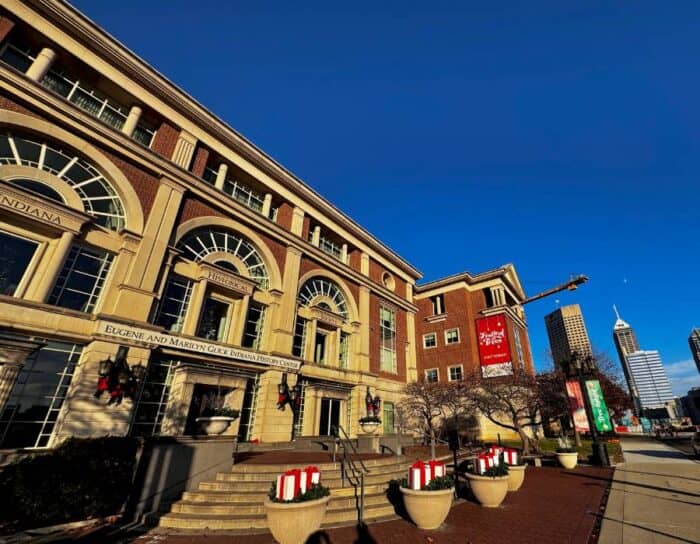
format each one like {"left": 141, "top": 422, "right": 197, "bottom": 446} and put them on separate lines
{"left": 157, "top": 455, "right": 409, "bottom": 532}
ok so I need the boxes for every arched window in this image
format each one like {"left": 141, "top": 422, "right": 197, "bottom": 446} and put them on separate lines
{"left": 297, "top": 277, "right": 348, "bottom": 319}
{"left": 0, "top": 132, "right": 126, "bottom": 230}
{"left": 176, "top": 227, "right": 269, "bottom": 289}
{"left": 12, "top": 178, "right": 64, "bottom": 203}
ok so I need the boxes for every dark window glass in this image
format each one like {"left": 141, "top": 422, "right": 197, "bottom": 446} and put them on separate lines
{"left": 154, "top": 274, "right": 192, "bottom": 332}
{"left": 0, "top": 230, "right": 38, "bottom": 296}
{"left": 196, "top": 297, "right": 229, "bottom": 341}
{"left": 241, "top": 302, "right": 265, "bottom": 349}
{"left": 12, "top": 179, "right": 64, "bottom": 203}
{"left": 48, "top": 245, "right": 113, "bottom": 312}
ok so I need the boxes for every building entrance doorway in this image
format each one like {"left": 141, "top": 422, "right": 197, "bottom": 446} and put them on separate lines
{"left": 318, "top": 397, "right": 341, "bottom": 436}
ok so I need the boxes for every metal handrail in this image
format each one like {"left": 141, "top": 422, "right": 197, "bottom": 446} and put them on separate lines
{"left": 332, "top": 425, "right": 370, "bottom": 525}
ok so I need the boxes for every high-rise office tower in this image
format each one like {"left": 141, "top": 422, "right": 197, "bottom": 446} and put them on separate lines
{"left": 612, "top": 306, "right": 641, "bottom": 411}
{"left": 544, "top": 304, "right": 593, "bottom": 368}
{"left": 689, "top": 328, "right": 700, "bottom": 374}
{"left": 625, "top": 350, "right": 674, "bottom": 412}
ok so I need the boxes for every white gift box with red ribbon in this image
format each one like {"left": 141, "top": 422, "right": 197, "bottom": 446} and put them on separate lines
{"left": 476, "top": 453, "right": 496, "bottom": 474}
{"left": 504, "top": 448, "right": 518, "bottom": 465}
{"left": 408, "top": 459, "right": 447, "bottom": 490}
{"left": 275, "top": 465, "right": 323, "bottom": 501}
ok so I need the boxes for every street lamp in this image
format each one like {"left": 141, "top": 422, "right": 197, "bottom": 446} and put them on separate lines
{"left": 568, "top": 351, "right": 610, "bottom": 467}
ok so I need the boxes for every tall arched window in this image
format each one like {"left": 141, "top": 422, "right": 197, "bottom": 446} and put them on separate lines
{"left": 297, "top": 277, "right": 348, "bottom": 319}
{"left": 0, "top": 132, "right": 126, "bottom": 230}
{"left": 176, "top": 227, "right": 269, "bottom": 289}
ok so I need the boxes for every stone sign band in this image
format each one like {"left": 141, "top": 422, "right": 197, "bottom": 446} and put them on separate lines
{"left": 95, "top": 321, "right": 302, "bottom": 371}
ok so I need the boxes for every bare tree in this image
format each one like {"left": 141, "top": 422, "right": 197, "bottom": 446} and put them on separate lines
{"left": 400, "top": 380, "right": 468, "bottom": 459}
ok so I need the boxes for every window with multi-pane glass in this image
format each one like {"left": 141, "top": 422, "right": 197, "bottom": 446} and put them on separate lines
{"left": 154, "top": 274, "right": 193, "bottom": 332}
{"left": 383, "top": 402, "right": 395, "bottom": 434}
{"left": 339, "top": 332, "right": 350, "bottom": 369}
{"left": 380, "top": 306, "right": 397, "bottom": 373}
{"left": 449, "top": 365, "right": 463, "bottom": 382}
{"left": 292, "top": 317, "right": 307, "bottom": 358}
{"left": 0, "top": 230, "right": 38, "bottom": 296}
{"left": 0, "top": 341, "right": 82, "bottom": 448}
{"left": 242, "top": 302, "right": 266, "bottom": 350}
{"left": 425, "top": 369, "right": 439, "bottom": 383}
{"left": 48, "top": 245, "right": 113, "bottom": 313}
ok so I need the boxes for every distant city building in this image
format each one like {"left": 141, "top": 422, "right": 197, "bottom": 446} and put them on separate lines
{"left": 625, "top": 350, "right": 674, "bottom": 415}
{"left": 689, "top": 328, "right": 700, "bottom": 374}
{"left": 544, "top": 304, "right": 592, "bottom": 368}
{"left": 680, "top": 388, "right": 700, "bottom": 425}
{"left": 612, "top": 306, "right": 642, "bottom": 413}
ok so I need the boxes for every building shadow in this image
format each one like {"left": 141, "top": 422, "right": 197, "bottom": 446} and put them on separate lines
{"left": 592, "top": 513, "right": 699, "bottom": 544}
{"left": 616, "top": 467, "right": 700, "bottom": 482}
{"left": 622, "top": 449, "right": 690, "bottom": 460}
{"left": 561, "top": 471, "right": 700, "bottom": 498}
{"left": 306, "top": 522, "right": 378, "bottom": 544}
{"left": 385, "top": 479, "right": 410, "bottom": 521}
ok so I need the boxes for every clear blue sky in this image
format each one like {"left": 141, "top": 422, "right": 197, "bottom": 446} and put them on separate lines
{"left": 73, "top": 0, "right": 700, "bottom": 395}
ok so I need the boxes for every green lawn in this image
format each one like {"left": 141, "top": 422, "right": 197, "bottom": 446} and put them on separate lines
{"left": 498, "top": 437, "right": 623, "bottom": 463}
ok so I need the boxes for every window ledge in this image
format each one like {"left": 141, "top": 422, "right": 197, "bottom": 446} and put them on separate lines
{"left": 425, "top": 313, "right": 447, "bottom": 323}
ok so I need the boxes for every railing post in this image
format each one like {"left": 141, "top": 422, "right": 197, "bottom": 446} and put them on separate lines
{"left": 359, "top": 472, "right": 365, "bottom": 525}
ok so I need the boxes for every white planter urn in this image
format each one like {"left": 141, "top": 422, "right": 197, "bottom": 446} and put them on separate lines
{"left": 359, "top": 420, "right": 380, "bottom": 434}
{"left": 196, "top": 416, "right": 236, "bottom": 435}
{"left": 556, "top": 451, "right": 579, "bottom": 469}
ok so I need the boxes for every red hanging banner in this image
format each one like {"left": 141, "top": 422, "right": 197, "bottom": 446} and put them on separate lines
{"left": 565, "top": 379, "right": 590, "bottom": 433}
{"left": 476, "top": 314, "right": 514, "bottom": 377}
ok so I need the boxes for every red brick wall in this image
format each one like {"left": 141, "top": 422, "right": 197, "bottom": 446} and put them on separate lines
{"left": 348, "top": 248, "right": 361, "bottom": 273}
{"left": 151, "top": 120, "right": 179, "bottom": 160}
{"left": 190, "top": 145, "right": 210, "bottom": 179}
{"left": 415, "top": 287, "right": 480, "bottom": 382}
{"left": 369, "top": 295, "right": 407, "bottom": 382}
{"left": 369, "top": 258, "right": 408, "bottom": 301}
{"left": 0, "top": 93, "right": 38, "bottom": 117}
{"left": 301, "top": 216, "right": 311, "bottom": 241}
{"left": 0, "top": 16, "right": 15, "bottom": 43}
{"left": 276, "top": 202, "right": 294, "bottom": 231}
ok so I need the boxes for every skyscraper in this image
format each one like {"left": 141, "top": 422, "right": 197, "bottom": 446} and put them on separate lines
{"left": 689, "top": 328, "right": 700, "bottom": 374}
{"left": 612, "top": 306, "right": 641, "bottom": 412}
{"left": 625, "top": 350, "right": 674, "bottom": 412}
{"left": 544, "top": 304, "right": 593, "bottom": 368}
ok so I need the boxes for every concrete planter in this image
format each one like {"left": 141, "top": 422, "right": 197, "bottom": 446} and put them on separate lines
{"left": 506, "top": 464, "right": 526, "bottom": 491}
{"left": 195, "top": 416, "right": 235, "bottom": 435}
{"left": 264, "top": 495, "right": 330, "bottom": 544}
{"left": 556, "top": 452, "right": 579, "bottom": 469}
{"left": 359, "top": 421, "right": 380, "bottom": 434}
{"left": 465, "top": 473, "right": 509, "bottom": 507}
{"left": 400, "top": 486, "right": 454, "bottom": 529}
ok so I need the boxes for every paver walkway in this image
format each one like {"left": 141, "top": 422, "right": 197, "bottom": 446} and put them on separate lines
{"left": 599, "top": 436, "right": 700, "bottom": 544}
{"left": 126, "top": 465, "right": 611, "bottom": 544}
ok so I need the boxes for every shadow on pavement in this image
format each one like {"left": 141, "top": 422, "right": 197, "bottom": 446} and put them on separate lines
{"left": 561, "top": 471, "right": 700, "bottom": 498}
{"left": 593, "top": 513, "right": 699, "bottom": 544}
{"left": 616, "top": 468, "right": 700, "bottom": 482}
{"left": 306, "top": 523, "right": 378, "bottom": 544}
{"left": 622, "top": 449, "right": 690, "bottom": 460}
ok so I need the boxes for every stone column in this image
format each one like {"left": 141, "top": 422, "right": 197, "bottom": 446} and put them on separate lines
{"left": 357, "top": 286, "right": 371, "bottom": 372}
{"left": 341, "top": 243, "right": 348, "bottom": 264}
{"left": 262, "top": 193, "right": 273, "bottom": 218}
{"left": 171, "top": 130, "right": 197, "bottom": 169}
{"left": 29, "top": 230, "right": 74, "bottom": 303}
{"left": 0, "top": 332, "right": 45, "bottom": 412}
{"left": 271, "top": 246, "right": 302, "bottom": 353}
{"left": 405, "top": 311, "right": 418, "bottom": 382}
{"left": 183, "top": 279, "right": 208, "bottom": 336}
{"left": 291, "top": 207, "right": 305, "bottom": 237}
{"left": 360, "top": 252, "right": 370, "bottom": 276}
{"left": 311, "top": 226, "right": 321, "bottom": 247}
{"left": 26, "top": 47, "right": 56, "bottom": 82}
{"left": 305, "top": 319, "right": 318, "bottom": 362}
{"left": 121, "top": 105, "right": 142, "bottom": 137}
{"left": 230, "top": 295, "right": 250, "bottom": 346}
{"left": 215, "top": 163, "right": 228, "bottom": 190}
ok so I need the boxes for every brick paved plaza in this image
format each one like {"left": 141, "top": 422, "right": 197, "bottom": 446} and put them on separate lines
{"left": 129, "top": 465, "right": 612, "bottom": 544}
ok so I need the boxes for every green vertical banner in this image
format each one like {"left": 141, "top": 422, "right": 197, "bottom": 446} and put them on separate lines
{"left": 585, "top": 379, "right": 613, "bottom": 432}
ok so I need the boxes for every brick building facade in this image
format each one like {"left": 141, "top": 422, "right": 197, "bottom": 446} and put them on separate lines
{"left": 0, "top": 0, "right": 534, "bottom": 450}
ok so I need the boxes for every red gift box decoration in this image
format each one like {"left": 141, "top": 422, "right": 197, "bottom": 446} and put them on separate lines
{"left": 504, "top": 448, "right": 518, "bottom": 465}
{"left": 408, "top": 460, "right": 431, "bottom": 490}
{"left": 427, "top": 459, "right": 446, "bottom": 480}
{"left": 477, "top": 453, "right": 495, "bottom": 474}
{"left": 275, "top": 466, "right": 323, "bottom": 501}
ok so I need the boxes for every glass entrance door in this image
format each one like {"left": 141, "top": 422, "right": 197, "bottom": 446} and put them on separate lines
{"left": 319, "top": 397, "right": 341, "bottom": 436}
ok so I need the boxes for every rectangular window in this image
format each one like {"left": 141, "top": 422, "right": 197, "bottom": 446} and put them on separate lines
{"left": 130, "top": 357, "right": 177, "bottom": 437}
{"left": 383, "top": 401, "right": 395, "bottom": 434}
{"left": 0, "top": 41, "right": 35, "bottom": 73}
{"left": 222, "top": 177, "right": 264, "bottom": 213}
{"left": 445, "top": 328, "right": 460, "bottom": 345}
{"left": 196, "top": 296, "right": 230, "bottom": 342}
{"left": 48, "top": 245, "right": 113, "bottom": 313}
{"left": 380, "top": 306, "right": 397, "bottom": 373}
{"left": 425, "top": 368, "right": 439, "bottom": 383}
{"left": 339, "top": 332, "right": 350, "bottom": 369}
{"left": 154, "top": 274, "right": 193, "bottom": 332}
{"left": 430, "top": 294, "right": 445, "bottom": 315}
{"left": 242, "top": 301, "right": 266, "bottom": 350}
{"left": 292, "top": 317, "right": 307, "bottom": 358}
{"left": 0, "top": 341, "right": 82, "bottom": 449}
{"left": 449, "top": 365, "right": 464, "bottom": 382}
{"left": 423, "top": 333, "right": 437, "bottom": 349}
{"left": 314, "top": 331, "right": 327, "bottom": 364}
{"left": 0, "top": 230, "right": 39, "bottom": 296}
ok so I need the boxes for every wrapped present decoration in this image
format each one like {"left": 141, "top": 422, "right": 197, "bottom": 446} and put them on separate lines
{"left": 408, "top": 460, "right": 431, "bottom": 490}
{"left": 476, "top": 453, "right": 494, "bottom": 474}
{"left": 427, "top": 459, "right": 446, "bottom": 480}
{"left": 303, "top": 465, "right": 321, "bottom": 487}
{"left": 504, "top": 448, "right": 518, "bottom": 466}
{"left": 275, "top": 466, "right": 324, "bottom": 501}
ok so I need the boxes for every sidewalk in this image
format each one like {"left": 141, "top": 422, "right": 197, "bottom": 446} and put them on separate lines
{"left": 599, "top": 437, "right": 700, "bottom": 544}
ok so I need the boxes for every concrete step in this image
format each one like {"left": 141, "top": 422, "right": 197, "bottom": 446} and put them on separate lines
{"left": 171, "top": 492, "right": 389, "bottom": 515}
{"left": 182, "top": 481, "right": 390, "bottom": 504}
{"left": 159, "top": 501, "right": 397, "bottom": 531}
{"left": 229, "top": 455, "right": 407, "bottom": 474}
{"left": 214, "top": 469, "right": 406, "bottom": 486}
{"left": 202, "top": 470, "right": 405, "bottom": 492}
{"left": 224, "top": 460, "right": 409, "bottom": 481}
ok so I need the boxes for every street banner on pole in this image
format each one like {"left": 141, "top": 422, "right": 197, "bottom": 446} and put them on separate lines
{"left": 585, "top": 380, "right": 613, "bottom": 432}
{"left": 476, "top": 314, "right": 514, "bottom": 377}
{"left": 565, "top": 379, "right": 590, "bottom": 433}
